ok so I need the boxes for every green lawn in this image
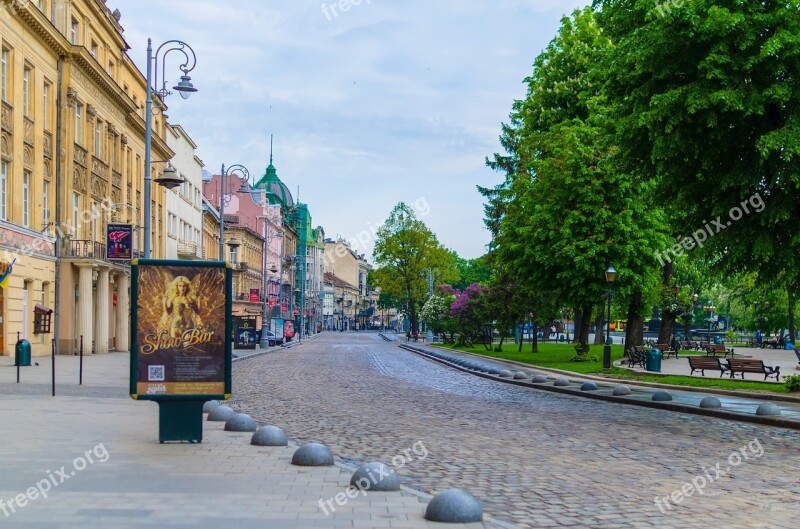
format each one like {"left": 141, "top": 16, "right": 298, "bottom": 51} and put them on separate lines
{"left": 438, "top": 342, "right": 792, "bottom": 394}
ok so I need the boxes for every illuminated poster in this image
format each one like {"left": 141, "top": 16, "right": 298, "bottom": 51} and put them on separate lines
{"left": 284, "top": 319, "right": 296, "bottom": 340}
{"left": 106, "top": 223, "right": 133, "bottom": 260}
{"left": 130, "top": 260, "right": 231, "bottom": 399}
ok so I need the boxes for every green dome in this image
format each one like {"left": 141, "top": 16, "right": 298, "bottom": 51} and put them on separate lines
{"left": 254, "top": 136, "right": 294, "bottom": 207}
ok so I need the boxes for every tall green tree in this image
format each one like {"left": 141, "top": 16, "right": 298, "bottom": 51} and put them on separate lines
{"left": 596, "top": 0, "right": 800, "bottom": 338}
{"left": 372, "top": 203, "right": 457, "bottom": 334}
{"left": 488, "top": 7, "right": 669, "bottom": 349}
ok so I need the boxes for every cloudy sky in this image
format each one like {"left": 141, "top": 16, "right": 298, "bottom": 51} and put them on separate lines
{"left": 112, "top": 0, "right": 589, "bottom": 260}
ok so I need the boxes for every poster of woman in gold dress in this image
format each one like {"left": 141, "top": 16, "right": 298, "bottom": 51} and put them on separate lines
{"left": 131, "top": 262, "right": 230, "bottom": 398}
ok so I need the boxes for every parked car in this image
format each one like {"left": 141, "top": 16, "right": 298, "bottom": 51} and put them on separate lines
{"left": 256, "top": 329, "right": 282, "bottom": 346}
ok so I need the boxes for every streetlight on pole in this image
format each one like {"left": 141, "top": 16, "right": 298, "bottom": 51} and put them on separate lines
{"left": 143, "top": 39, "right": 197, "bottom": 258}
{"left": 217, "top": 164, "right": 250, "bottom": 261}
{"left": 603, "top": 265, "right": 617, "bottom": 370}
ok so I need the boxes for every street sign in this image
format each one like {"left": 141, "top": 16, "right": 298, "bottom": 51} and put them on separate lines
{"left": 268, "top": 299, "right": 276, "bottom": 308}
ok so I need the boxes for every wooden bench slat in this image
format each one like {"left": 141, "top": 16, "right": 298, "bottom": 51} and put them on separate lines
{"left": 688, "top": 356, "right": 730, "bottom": 377}
{"left": 727, "top": 358, "right": 780, "bottom": 381}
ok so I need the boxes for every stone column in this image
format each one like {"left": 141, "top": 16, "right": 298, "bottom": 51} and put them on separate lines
{"left": 94, "top": 267, "right": 110, "bottom": 354}
{"left": 115, "top": 273, "right": 130, "bottom": 351}
{"left": 76, "top": 264, "right": 94, "bottom": 354}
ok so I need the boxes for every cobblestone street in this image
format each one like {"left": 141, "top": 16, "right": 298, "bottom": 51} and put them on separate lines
{"left": 233, "top": 332, "right": 800, "bottom": 529}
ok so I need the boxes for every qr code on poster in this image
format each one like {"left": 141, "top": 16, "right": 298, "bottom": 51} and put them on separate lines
{"left": 148, "top": 365, "right": 165, "bottom": 381}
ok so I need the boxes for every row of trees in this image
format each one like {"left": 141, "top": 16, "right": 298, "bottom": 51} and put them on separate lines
{"left": 372, "top": 2, "right": 800, "bottom": 350}
{"left": 477, "top": 1, "right": 800, "bottom": 350}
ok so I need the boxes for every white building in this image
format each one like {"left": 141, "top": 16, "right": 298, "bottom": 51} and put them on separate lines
{"left": 165, "top": 125, "right": 204, "bottom": 259}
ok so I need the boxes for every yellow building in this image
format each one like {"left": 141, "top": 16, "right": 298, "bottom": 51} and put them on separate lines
{"left": 1, "top": 0, "right": 173, "bottom": 355}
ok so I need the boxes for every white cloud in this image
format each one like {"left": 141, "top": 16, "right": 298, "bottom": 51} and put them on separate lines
{"left": 111, "top": 0, "right": 592, "bottom": 258}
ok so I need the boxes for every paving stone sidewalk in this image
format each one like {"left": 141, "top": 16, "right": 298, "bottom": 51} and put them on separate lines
{"left": 0, "top": 352, "right": 499, "bottom": 529}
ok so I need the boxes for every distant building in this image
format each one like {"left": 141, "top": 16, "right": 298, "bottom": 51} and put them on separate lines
{"left": 165, "top": 124, "right": 203, "bottom": 260}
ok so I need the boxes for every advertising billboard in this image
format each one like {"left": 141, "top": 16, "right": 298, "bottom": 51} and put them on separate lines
{"left": 130, "top": 260, "right": 232, "bottom": 400}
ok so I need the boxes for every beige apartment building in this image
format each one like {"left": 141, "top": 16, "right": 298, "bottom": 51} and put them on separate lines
{"left": 1, "top": 0, "right": 172, "bottom": 355}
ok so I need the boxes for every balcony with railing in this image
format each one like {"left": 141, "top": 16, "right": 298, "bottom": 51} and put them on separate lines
{"left": 62, "top": 239, "right": 142, "bottom": 262}
{"left": 177, "top": 240, "right": 199, "bottom": 258}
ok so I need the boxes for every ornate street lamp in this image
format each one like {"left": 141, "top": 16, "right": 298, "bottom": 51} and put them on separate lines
{"left": 217, "top": 164, "right": 249, "bottom": 261}
{"left": 603, "top": 265, "right": 617, "bottom": 370}
{"left": 143, "top": 39, "right": 197, "bottom": 258}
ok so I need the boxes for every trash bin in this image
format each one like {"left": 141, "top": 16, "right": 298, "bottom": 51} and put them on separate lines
{"left": 15, "top": 339, "right": 31, "bottom": 367}
{"left": 645, "top": 347, "right": 661, "bottom": 372}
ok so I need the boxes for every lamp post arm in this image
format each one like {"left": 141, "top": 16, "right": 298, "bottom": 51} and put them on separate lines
{"left": 153, "top": 40, "right": 197, "bottom": 97}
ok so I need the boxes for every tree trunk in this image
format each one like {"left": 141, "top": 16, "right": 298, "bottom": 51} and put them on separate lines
{"left": 572, "top": 307, "right": 582, "bottom": 344}
{"left": 578, "top": 307, "right": 592, "bottom": 344}
{"left": 532, "top": 322, "right": 539, "bottom": 353}
{"left": 593, "top": 310, "right": 605, "bottom": 345}
{"left": 625, "top": 290, "right": 644, "bottom": 347}
{"left": 788, "top": 282, "right": 797, "bottom": 342}
{"left": 658, "top": 312, "right": 676, "bottom": 345}
{"left": 520, "top": 323, "right": 527, "bottom": 352}
{"left": 408, "top": 296, "right": 418, "bottom": 334}
{"left": 657, "top": 260, "right": 675, "bottom": 344}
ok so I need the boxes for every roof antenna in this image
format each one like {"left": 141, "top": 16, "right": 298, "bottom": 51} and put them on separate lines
{"left": 269, "top": 133, "right": 273, "bottom": 165}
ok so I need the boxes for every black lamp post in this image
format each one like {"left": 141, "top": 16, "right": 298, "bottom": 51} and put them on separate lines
{"left": 603, "top": 265, "right": 617, "bottom": 370}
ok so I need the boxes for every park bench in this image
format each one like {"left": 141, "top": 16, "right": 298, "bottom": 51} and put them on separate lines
{"left": 727, "top": 358, "right": 780, "bottom": 381}
{"left": 680, "top": 341, "right": 701, "bottom": 351}
{"left": 795, "top": 348, "right": 800, "bottom": 366}
{"left": 688, "top": 356, "right": 731, "bottom": 377}
{"left": 705, "top": 344, "right": 734, "bottom": 358}
{"left": 653, "top": 343, "right": 678, "bottom": 359}
{"left": 625, "top": 347, "right": 646, "bottom": 369}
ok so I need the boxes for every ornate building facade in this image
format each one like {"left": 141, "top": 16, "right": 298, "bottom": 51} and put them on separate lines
{"left": 1, "top": 0, "right": 172, "bottom": 355}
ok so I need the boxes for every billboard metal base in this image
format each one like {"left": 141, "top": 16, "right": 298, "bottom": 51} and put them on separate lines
{"left": 158, "top": 400, "right": 205, "bottom": 443}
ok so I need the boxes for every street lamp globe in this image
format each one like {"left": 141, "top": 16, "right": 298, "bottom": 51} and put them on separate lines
{"left": 173, "top": 74, "right": 197, "bottom": 99}
{"left": 154, "top": 163, "right": 184, "bottom": 190}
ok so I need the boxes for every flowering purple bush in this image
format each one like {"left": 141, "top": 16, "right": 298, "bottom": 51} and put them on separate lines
{"left": 449, "top": 283, "right": 493, "bottom": 348}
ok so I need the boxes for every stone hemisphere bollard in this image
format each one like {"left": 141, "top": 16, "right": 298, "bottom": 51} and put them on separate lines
{"left": 207, "top": 405, "right": 236, "bottom": 422}
{"left": 251, "top": 425, "right": 288, "bottom": 446}
{"left": 699, "top": 396, "right": 722, "bottom": 409}
{"left": 531, "top": 374, "right": 549, "bottom": 383}
{"left": 756, "top": 403, "right": 781, "bottom": 416}
{"left": 612, "top": 385, "right": 632, "bottom": 396}
{"left": 424, "top": 489, "right": 483, "bottom": 523}
{"left": 203, "top": 400, "right": 221, "bottom": 413}
{"left": 225, "top": 413, "right": 258, "bottom": 432}
{"left": 580, "top": 381, "right": 598, "bottom": 391}
{"left": 292, "top": 443, "right": 334, "bottom": 466}
{"left": 553, "top": 377, "right": 571, "bottom": 387}
{"left": 350, "top": 462, "right": 400, "bottom": 492}
{"left": 513, "top": 372, "right": 529, "bottom": 380}
{"left": 652, "top": 390, "right": 673, "bottom": 402}
{"left": 498, "top": 370, "right": 514, "bottom": 378}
